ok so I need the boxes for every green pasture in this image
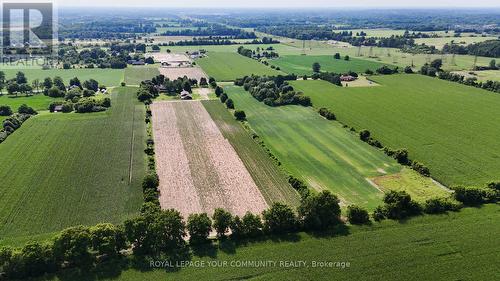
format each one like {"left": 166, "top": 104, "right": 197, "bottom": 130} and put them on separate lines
{"left": 291, "top": 75, "right": 500, "bottom": 187}
{"left": 225, "top": 86, "right": 403, "bottom": 209}
{"left": 0, "top": 94, "right": 62, "bottom": 112}
{"left": 269, "top": 55, "right": 393, "bottom": 75}
{"left": 196, "top": 52, "right": 284, "bottom": 81}
{"left": 1, "top": 68, "right": 125, "bottom": 87}
{"left": 0, "top": 87, "right": 146, "bottom": 241}
{"left": 124, "top": 66, "right": 160, "bottom": 85}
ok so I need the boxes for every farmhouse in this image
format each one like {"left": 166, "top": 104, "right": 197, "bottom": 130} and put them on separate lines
{"left": 340, "top": 75, "right": 357, "bottom": 82}
{"left": 128, "top": 59, "right": 145, "bottom": 65}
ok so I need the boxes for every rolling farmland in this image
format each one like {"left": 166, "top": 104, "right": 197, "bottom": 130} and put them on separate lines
{"left": 224, "top": 86, "right": 447, "bottom": 209}
{"left": 29, "top": 204, "right": 500, "bottom": 281}
{"left": 196, "top": 52, "right": 284, "bottom": 81}
{"left": 269, "top": 55, "right": 392, "bottom": 75}
{"left": 202, "top": 100, "right": 300, "bottom": 206}
{"left": 151, "top": 100, "right": 268, "bottom": 217}
{"left": 0, "top": 87, "right": 146, "bottom": 240}
{"left": 291, "top": 75, "right": 500, "bottom": 187}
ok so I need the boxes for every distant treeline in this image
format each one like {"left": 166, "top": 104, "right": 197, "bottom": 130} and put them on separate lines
{"left": 163, "top": 37, "right": 279, "bottom": 46}
{"left": 160, "top": 24, "right": 257, "bottom": 39}
{"left": 442, "top": 40, "right": 500, "bottom": 58}
{"left": 59, "top": 19, "right": 156, "bottom": 40}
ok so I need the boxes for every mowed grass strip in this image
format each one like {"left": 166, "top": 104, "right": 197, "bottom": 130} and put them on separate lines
{"left": 269, "top": 55, "right": 392, "bottom": 75}
{"left": 291, "top": 75, "right": 500, "bottom": 187}
{"left": 30, "top": 205, "right": 500, "bottom": 281}
{"left": 2, "top": 68, "right": 125, "bottom": 86}
{"left": 124, "top": 66, "right": 160, "bottom": 85}
{"left": 196, "top": 52, "right": 284, "bottom": 81}
{"left": 0, "top": 94, "right": 62, "bottom": 111}
{"left": 202, "top": 100, "right": 300, "bottom": 206}
{"left": 225, "top": 86, "right": 403, "bottom": 210}
{"left": 0, "top": 87, "right": 145, "bottom": 240}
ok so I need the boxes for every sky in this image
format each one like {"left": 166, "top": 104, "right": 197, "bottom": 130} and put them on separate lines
{"left": 58, "top": 0, "right": 500, "bottom": 8}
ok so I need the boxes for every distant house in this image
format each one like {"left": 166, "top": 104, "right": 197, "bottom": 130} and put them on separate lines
{"left": 156, "top": 85, "right": 167, "bottom": 93}
{"left": 53, "top": 105, "right": 63, "bottom": 112}
{"left": 180, "top": 90, "right": 192, "bottom": 100}
{"left": 340, "top": 75, "right": 356, "bottom": 82}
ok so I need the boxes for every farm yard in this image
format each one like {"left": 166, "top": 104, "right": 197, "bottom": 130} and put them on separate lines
{"left": 269, "top": 55, "right": 393, "bottom": 75}
{"left": 224, "top": 86, "right": 445, "bottom": 210}
{"left": 196, "top": 52, "right": 284, "bottom": 81}
{"left": 158, "top": 66, "right": 207, "bottom": 81}
{"left": 151, "top": 100, "right": 268, "bottom": 217}
{"left": 27, "top": 204, "right": 499, "bottom": 281}
{"left": 0, "top": 87, "right": 146, "bottom": 241}
{"left": 291, "top": 75, "right": 500, "bottom": 187}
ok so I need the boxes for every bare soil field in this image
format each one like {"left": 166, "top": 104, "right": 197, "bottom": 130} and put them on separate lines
{"left": 151, "top": 101, "right": 268, "bottom": 217}
{"left": 147, "top": 52, "right": 191, "bottom": 63}
{"left": 159, "top": 66, "right": 208, "bottom": 81}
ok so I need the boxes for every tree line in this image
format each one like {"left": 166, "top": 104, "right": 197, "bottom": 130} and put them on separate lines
{"left": 234, "top": 75, "right": 311, "bottom": 107}
{"left": 160, "top": 24, "right": 257, "bottom": 39}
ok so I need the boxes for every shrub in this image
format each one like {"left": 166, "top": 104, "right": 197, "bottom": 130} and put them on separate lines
{"left": 0, "top": 105, "right": 12, "bottom": 116}
{"left": 220, "top": 93, "right": 228, "bottom": 103}
{"left": 212, "top": 208, "right": 232, "bottom": 238}
{"left": 242, "top": 212, "right": 263, "bottom": 237}
{"left": 89, "top": 223, "right": 126, "bottom": 257}
{"left": 318, "top": 107, "right": 336, "bottom": 120}
{"left": 423, "top": 198, "right": 461, "bottom": 214}
{"left": 347, "top": 205, "right": 370, "bottom": 224}
{"left": 187, "top": 213, "right": 212, "bottom": 244}
{"left": 18, "top": 104, "right": 37, "bottom": 115}
{"left": 215, "top": 86, "right": 223, "bottom": 97}
{"left": 372, "top": 206, "right": 386, "bottom": 221}
{"left": 404, "top": 66, "right": 414, "bottom": 73}
{"left": 359, "top": 129, "right": 371, "bottom": 142}
{"left": 453, "top": 187, "right": 485, "bottom": 205}
{"left": 411, "top": 161, "right": 430, "bottom": 177}
{"left": 47, "top": 87, "right": 64, "bottom": 98}
{"left": 382, "top": 190, "right": 422, "bottom": 220}
{"left": 262, "top": 202, "right": 297, "bottom": 234}
{"left": 225, "top": 98, "right": 234, "bottom": 109}
{"left": 288, "top": 176, "right": 310, "bottom": 199}
{"left": 298, "top": 191, "right": 342, "bottom": 230}
{"left": 142, "top": 173, "right": 159, "bottom": 191}
{"left": 121, "top": 82, "right": 126, "bottom": 87}
{"left": 53, "top": 226, "right": 92, "bottom": 267}
{"left": 234, "top": 110, "right": 246, "bottom": 121}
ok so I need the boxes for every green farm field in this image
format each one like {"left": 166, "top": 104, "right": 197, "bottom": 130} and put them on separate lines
{"left": 124, "top": 66, "right": 160, "bottom": 85}
{"left": 291, "top": 75, "right": 500, "bottom": 187}
{"left": 414, "top": 36, "right": 498, "bottom": 49}
{"left": 1, "top": 68, "right": 125, "bottom": 86}
{"left": 268, "top": 55, "right": 393, "bottom": 75}
{"left": 28, "top": 204, "right": 500, "bottom": 281}
{"left": 224, "top": 86, "right": 445, "bottom": 209}
{"left": 196, "top": 52, "right": 284, "bottom": 81}
{"left": 202, "top": 100, "right": 300, "bottom": 206}
{"left": 0, "top": 87, "right": 145, "bottom": 242}
{"left": 0, "top": 94, "right": 62, "bottom": 112}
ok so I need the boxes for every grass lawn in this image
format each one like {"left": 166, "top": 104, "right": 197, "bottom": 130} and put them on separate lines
{"left": 414, "top": 36, "right": 498, "bottom": 49}
{"left": 0, "top": 94, "right": 62, "bottom": 112}
{"left": 27, "top": 204, "right": 500, "bottom": 281}
{"left": 291, "top": 75, "right": 500, "bottom": 187}
{"left": 223, "top": 86, "right": 448, "bottom": 210}
{"left": 124, "top": 66, "right": 160, "bottom": 85}
{"left": 202, "top": 100, "right": 300, "bottom": 206}
{"left": 1, "top": 68, "right": 125, "bottom": 87}
{"left": 0, "top": 87, "right": 146, "bottom": 242}
{"left": 269, "top": 55, "right": 392, "bottom": 75}
{"left": 196, "top": 52, "right": 284, "bottom": 81}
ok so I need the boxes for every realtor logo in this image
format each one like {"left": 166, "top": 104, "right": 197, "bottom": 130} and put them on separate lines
{"left": 0, "top": 0, "right": 57, "bottom": 59}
